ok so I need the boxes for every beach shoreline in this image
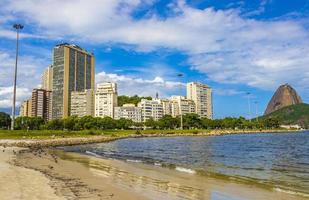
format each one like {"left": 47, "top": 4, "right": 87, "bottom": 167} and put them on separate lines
{"left": 6, "top": 146, "right": 308, "bottom": 200}
{"left": 1, "top": 130, "right": 308, "bottom": 200}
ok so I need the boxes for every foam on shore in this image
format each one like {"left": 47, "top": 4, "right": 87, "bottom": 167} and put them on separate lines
{"left": 175, "top": 166, "right": 196, "bottom": 174}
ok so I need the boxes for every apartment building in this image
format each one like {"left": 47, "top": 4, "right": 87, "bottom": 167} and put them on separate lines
{"left": 187, "top": 82, "right": 213, "bottom": 119}
{"left": 20, "top": 99, "right": 32, "bottom": 117}
{"left": 170, "top": 96, "right": 196, "bottom": 117}
{"left": 138, "top": 99, "right": 163, "bottom": 122}
{"left": 52, "top": 43, "right": 95, "bottom": 119}
{"left": 95, "top": 82, "right": 118, "bottom": 118}
{"left": 71, "top": 89, "right": 94, "bottom": 117}
{"left": 114, "top": 104, "right": 142, "bottom": 122}
{"left": 31, "top": 88, "right": 52, "bottom": 121}
{"left": 42, "top": 65, "right": 53, "bottom": 91}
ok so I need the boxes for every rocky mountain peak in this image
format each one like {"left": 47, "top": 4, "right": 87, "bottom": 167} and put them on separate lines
{"left": 264, "top": 84, "right": 302, "bottom": 115}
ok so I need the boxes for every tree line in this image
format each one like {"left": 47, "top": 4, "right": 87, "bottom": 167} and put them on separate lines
{"left": 117, "top": 95, "right": 152, "bottom": 106}
{"left": 2, "top": 113, "right": 280, "bottom": 131}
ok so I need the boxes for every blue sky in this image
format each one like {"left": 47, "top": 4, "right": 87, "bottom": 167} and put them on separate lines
{"left": 0, "top": 0, "right": 308, "bottom": 118}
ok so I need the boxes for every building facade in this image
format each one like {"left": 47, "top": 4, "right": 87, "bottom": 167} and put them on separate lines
{"left": 20, "top": 99, "right": 32, "bottom": 117}
{"left": 31, "top": 89, "right": 52, "bottom": 121}
{"left": 95, "top": 82, "right": 118, "bottom": 118}
{"left": 187, "top": 82, "right": 213, "bottom": 119}
{"left": 170, "top": 96, "right": 196, "bottom": 117}
{"left": 114, "top": 104, "right": 142, "bottom": 122}
{"left": 71, "top": 89, "right": 94, "bottom": 117}
{"left": 42, "top": 65, "right": 53, "bottom": 91}
{"left": 160, "top": 99, "right": 173, "bottom": 116}
{"left": 138, "top": 99, "right": 163, "bottom": 122}
{"left": 52, "top": 43, "right": 95, "bottom": 119}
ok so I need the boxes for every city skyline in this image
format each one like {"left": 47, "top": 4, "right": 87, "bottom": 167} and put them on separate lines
{"left": 0, "top": 0, "right": 308, "bottom": 118}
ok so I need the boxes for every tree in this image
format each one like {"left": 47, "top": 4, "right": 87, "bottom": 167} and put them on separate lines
{"left": 15, "top": 117, "right": 44, "bottom": 130}
{"left": 201, "top": 117, "right": 213, "bottom": 129}
{"left": 117, "top": 118, "right": 133, "bottom": 129}
{"left": 96, "top": 117, "right": 116, "bottom": 129}
{"left": 46, "top": 119, "right": 64, "bottom": 130}
{"left": 78, "top": 116, "right": 96, "bottom": 130}
{"left": 263, "top": 117, "right": 280, "bottom": 129}
{"left": 118, "top": 95, "right": 152, "bottom": 106}
{"left": 158, "top": 115, "right": 178, "bottom": 129}
{"left": 0, "top": 112, "right": 11, "bottom": 129}
{"left": 145, "top": 117, "right": 158, "bottom": 129}
{"left": 183, "top": 113, "right": 202, "bottom": 129}
{"left": 63, "top": 116, "right": 79, "bottom": 131}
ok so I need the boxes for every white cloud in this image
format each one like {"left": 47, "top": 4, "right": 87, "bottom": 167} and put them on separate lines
{"left": 0, "top": 0, "right": 308, "bottom": 94}
{"left": 214, "top": 88, "right": 246, "bottom": 96}
{"left": 96, "top": 71, "right": 185, "bottom": 97}
{"left": 0, "top": 51, "right": 49, "bottom": 108}
{"left": 0, "top": 86, "right": 31, "bottom": 108}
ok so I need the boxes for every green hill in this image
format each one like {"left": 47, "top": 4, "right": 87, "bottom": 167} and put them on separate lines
{"left": 261, "top": 103, "right": 309, "bottom": 128}
{"left": 118, "top": 95, "right": 152, "bottom": 106}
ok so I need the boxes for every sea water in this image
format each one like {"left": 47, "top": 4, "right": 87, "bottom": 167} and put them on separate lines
{"left": 62, "top": 131, "right": 309, "bottom": 197}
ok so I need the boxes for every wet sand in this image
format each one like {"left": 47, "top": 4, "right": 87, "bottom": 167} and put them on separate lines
{"left": 1, "top": 147, "right": 146, "bottom": 200}
{"left": 9, "top": 147, "right": 309, "bottom": 200}
{"left": 0, "top": 147, "right": 65, "bottom": 200}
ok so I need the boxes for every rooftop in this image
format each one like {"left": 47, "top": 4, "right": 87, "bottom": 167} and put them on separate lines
{"left": 55, "top": 43, "right": 93, "bottom": 55}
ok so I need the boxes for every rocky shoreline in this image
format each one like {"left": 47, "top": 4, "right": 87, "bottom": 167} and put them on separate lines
{"left": 0, "top": 129, "right": 302, "bottom": 148}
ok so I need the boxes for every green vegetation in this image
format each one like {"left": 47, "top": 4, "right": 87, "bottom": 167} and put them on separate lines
{"left": 0, "top": 129, "right": 211, "bottom": 139}
{"left": 118, "top": 95, "right": 152, "bottom": 106}
{"left": 10, "top": 113, "right": 279, "bottom": 131}
{"left": 260, "top": 103, "right": 309, "bottom": 128}
{"left": 0, "top": 112, "right": 283, "bottom": 139}
{"left": 0, "top": 112, "right": 11, "bottom": 129}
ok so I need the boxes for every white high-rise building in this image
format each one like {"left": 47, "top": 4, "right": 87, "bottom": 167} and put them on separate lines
{"left": 138, "top": 99, "right": 163, "bottom": 122}
{"left": 187, "top": 82, "right": 213, "bottom": 119}
{"left": 170, "top": 96, "right": 195, "bottom": 117}
{"left": 95, "top": 82, "right": 118, "bottom": 118}
{"left": 159, "top": 99, "right": 173, "bottom": 116}
{"left": 71, "top": 89, "right": 94, "bottom": 117}
{"left": 114, "top": 104, "right": 142, "bottom": 122}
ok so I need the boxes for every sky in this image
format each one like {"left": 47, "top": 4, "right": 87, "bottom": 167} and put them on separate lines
{"left": 0, "top": 0, "right": 308, "bottom": 118}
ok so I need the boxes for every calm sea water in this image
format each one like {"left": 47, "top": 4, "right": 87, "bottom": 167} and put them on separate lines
{"left": 62, "top": 132, "right": 309, "bottom": 196}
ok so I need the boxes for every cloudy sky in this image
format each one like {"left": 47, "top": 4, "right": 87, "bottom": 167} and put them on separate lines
{"left": 0, "top": 0, "right": 308, "bottom": 118}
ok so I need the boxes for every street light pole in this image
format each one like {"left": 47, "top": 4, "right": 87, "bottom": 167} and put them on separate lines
{"left": 176, "top": 73, "right": 184, "bottom": 130}
{"left": 254, "top": 101, "right": 259, "bottom": 122}
{"left": 11, "top": 24, "right": 23, "bottom": 130}
{"left": 246, "top": 92, "right": 251, "bottom": 122}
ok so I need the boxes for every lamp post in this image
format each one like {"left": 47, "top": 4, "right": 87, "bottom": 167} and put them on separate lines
{"left": 254, "top": 101, "right": 258, "bottom": 121}
{"left": 11, "top": 24, "right": 23, "bottom": 130}
{"left": 177, "top": 73, "right": 184, "bottom": 130}
{"left": 246, "top": 92, "right": 251, "bottom": 122}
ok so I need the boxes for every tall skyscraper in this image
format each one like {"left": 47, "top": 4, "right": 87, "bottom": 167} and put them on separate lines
{"left": 42, "top": 65, "right": 53, "bottom": 91}
{"left": 187, "top": 82, "right": 213, "bottom": 119}
{"left": 52, "top": 43, "right": 95, "bottom": 119}
{"left": 71, "top": 89, "right": 94, "bottom": 117}
{"left": 95, "top": 82, "right": 118, "bottom": 118}
{"left": 31, "top": 89, "right": 52, "bottom": 121}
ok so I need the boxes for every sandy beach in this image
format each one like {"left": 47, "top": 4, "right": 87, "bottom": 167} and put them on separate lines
{"left": 1, "top": 146, "right": 147, "bottom": 200}
{"left": 0, "top": 145, "right": 306, "bottom": 200}
{"left": 0, "top": 147, "right": 64, "bottom": 200}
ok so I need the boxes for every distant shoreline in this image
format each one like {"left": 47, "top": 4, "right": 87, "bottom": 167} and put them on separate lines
{"left": 0, "top": 129, "right": 304, "bottom": 148}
